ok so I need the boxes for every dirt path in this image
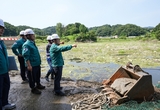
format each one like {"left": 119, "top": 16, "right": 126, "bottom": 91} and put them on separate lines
{"left": 8, "top": 71, "right": 101, "bottom": 110}
{"left": 10, "top": 76, "right": 71, "bottom": 110}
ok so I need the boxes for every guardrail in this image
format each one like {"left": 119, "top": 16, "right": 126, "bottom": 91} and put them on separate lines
{"left": 0, "top": 37, "right": 18, "bottom": 48}
{"left": 0, "top": 37, "right": 18, "bottom": 40}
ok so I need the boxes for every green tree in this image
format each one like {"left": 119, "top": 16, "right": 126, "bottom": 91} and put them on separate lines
{"left": 79, "top": 24, "right": 88, "bottom": 33}
{"left": 42, "top": 26, "right": 56, "bottom": 35}
{"left": 64, "top": 23, "right": 79, "bottom": 36}
{"left": 56, "top": 23, "right": 63, "bottom": 37}
{"left": 86, "top": 31, "right": 97, "bottom": 41}
{"left": 75, "top": 22, "right": 81, "bottom": 28}
{"left": 111, "top": 24, "right": 123, "bottom": 35}
{"left": 3, "top": 22, "right": 18, "bottom": 36}
{"left": 89, "top": 24, "right": 147, "bottom": 37}
{"left": 152, "top": 23, "right": 160, "bottom": 40}
{"left": 155, "top": 30, "right": 160, "bottom": 40}
{"left": 33, "top": 28, "right": 45, "bottom": 36}
{"left": 75, "top": 31, "right": 97, "bottom": 42}
{"left": 70, "top": 24, "right": 79, "bottom": 34}
{"left": 63, "top": 24, "right": 73, "bottom": 36}
{"left": 152, "top": 23, "right": 160, "bottom": 32}
{"left": 90, "top": 24, "right": 112, "bottom": 36}
{"left": 117, "top": 24, "right": 146, "bottom": 36}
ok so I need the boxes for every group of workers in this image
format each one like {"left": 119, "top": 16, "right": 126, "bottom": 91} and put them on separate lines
{"left": 0, "top": 18, "right": 77, "bottom": 110}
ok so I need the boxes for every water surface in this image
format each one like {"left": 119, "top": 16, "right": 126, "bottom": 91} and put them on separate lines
{"left": 65, "top": 62, "right": 160, "bottom": 85}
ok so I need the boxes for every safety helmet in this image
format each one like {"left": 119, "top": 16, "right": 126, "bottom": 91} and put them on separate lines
{"left": 24, "top": 29, "right": 35, "bottom": 35}
{"left": 47, "top": 35, "right": 52, "bottom": 40}
{"left": 52, "top": 34, "right": 60, "bottom": 40}
{"left": 0, "top": 19, "right": 5, "bottom": 28}
{"left": 19, "top": 30, "right": 25, "bottom": 35}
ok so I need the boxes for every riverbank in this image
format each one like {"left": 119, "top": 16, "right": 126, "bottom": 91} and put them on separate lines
{"left": 6, "top": 40, "right": 160, "bottom": 84}
{"left": 8, "top": 70, "right": 160, "bottom": 110}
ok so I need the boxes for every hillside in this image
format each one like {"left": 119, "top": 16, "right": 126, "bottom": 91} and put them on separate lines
{"left": 2, "top": 22, "right": 158, "bottom": 38}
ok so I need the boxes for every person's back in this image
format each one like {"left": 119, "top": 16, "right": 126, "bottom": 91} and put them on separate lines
{"left": 12, "top": 37, "right": 25, "bottom": 56}
{"left": 11, "top": 31, "right": 28, "bottom": 83}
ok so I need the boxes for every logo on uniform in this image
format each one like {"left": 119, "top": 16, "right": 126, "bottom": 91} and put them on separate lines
{"left": 23, "top": 47, "right": 28, "bottom": 52}
{"left": 13, "top": 42, "right": 17, "bottom": 45}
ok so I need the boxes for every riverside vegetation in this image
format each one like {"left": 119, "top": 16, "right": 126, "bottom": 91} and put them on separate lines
{"left": 7, "top": 37, "right": 160, "bottom": 110}
{"left": 8, "top": 37, "right": 160, "bottom": 80}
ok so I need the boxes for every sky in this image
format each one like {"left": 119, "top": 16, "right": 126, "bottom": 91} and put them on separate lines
{"left": 1, "top": 0, "right": 160, "bottom": 29}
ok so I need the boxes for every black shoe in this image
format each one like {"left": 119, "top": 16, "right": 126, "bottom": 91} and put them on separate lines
{"left": 55, "top": 91, "right": 66, "bottom": 96}
{"left": 45, "top": 76, "right": 49, "bottom": 82}
{"left": 36, "top": 84, "right": 45, "bottom": 89}
{"left": 3, "top": 103, "right": 16, "bottom": 110}
{"left": 31, "top": 88, "right": 41, "bottom": 94}
{"left": 60, "top": 87, "right": 63, "bottom": 90}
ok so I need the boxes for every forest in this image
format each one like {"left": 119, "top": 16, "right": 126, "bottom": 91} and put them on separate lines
{"left": 2, "top": 22, "right": 160, "bottom": 42}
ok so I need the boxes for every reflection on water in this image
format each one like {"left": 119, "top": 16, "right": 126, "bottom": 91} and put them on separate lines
{"left": 143, "top": 68, "right": 160, "bottom": 85}
{"left": 66, "top": 62, "right": 160, "bottom": 85}
{"left": 67, "top": 62, "right": 120, "bottom": 82}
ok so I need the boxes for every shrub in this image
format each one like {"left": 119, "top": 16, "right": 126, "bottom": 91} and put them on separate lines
{"left": 74, "top": 32, "right": 97, "bottom": 42}
{"left": 119, "top": 36, "right": 127, "bottom": 39}
{"left": 155, "top": 30, "right": 160, "bottom": 40}
{"left": 61, "top": 36, "right": 70, "bottom": 42}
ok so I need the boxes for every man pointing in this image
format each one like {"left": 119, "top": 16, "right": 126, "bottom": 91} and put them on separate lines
{"left": 50, "top": 34, "right": 77, "bottom": 96}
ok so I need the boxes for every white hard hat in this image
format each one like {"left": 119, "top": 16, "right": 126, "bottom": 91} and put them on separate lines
{"left": 24, "top": 29, "right": 35, "bottom": 35}
{"left": 52, "top": 34, "right": 60, "bottom": 40}
{"left": 19, "top": 30, "right": 25, "bottom": 35}
{"left": 0, "top": 19, "right": 5, "bottom": 28}
{"left": 47, "top": 35, "right": 52, "bottom": 40}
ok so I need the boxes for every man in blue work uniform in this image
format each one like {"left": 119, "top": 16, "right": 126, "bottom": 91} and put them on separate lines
{"left": 22, "top": 29, "right": 45, "bottom": 94}
{"left": 45, "top": 35, "right": 64, "bottom": 82}
{"left": 11, "top": 30, "right": 28, "bottom": 84}
{"left": 0, "top": 19, "right": 16, "bottom": 110}
{"left": 50, "top": 34, "right": 77, "bottom": 96}
{"left": 45, "top": 35, "right": 54, "bottom": 82}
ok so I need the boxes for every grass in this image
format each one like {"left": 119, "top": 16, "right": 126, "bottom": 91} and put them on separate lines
{"left": 7, "top": 38, "right": 160, "bottom": 76}
{"left": 61, "top": 39, "right": 160, "bottom": 68}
